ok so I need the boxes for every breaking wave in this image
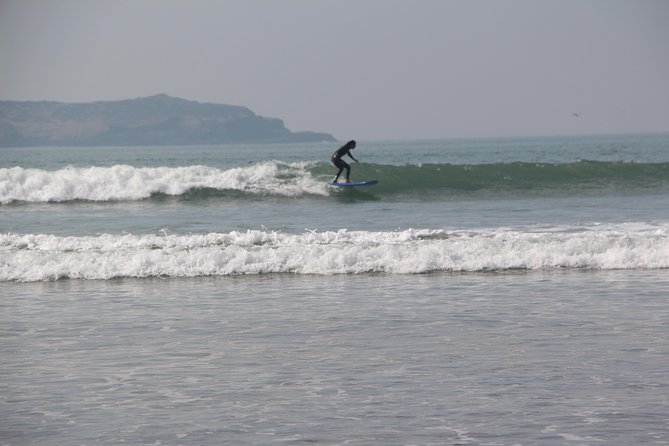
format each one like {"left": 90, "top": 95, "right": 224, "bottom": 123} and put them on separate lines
{"left": 2, "top": 160, "right": 668, "bottom": 204}
{"left": 0, "top": 162, "right": 326, "bottom": 204}
{"left": 2, "top": 225, "right": 668, "bottom": 281}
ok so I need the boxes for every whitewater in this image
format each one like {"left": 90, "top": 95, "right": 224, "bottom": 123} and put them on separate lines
{"left": 0, "top": 162, "right": 327, "bottom": 203}
{"left": 3, "top": 225, "right": 669, "bottom": 281}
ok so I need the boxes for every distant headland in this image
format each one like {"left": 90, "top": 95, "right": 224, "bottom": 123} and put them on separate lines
{"left": 0, "top": 94, "right": 336, "bottom": 147}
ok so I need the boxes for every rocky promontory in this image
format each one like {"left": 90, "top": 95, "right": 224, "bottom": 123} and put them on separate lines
{"left": 0, "top": 94, "right": 335, "bottom": 147}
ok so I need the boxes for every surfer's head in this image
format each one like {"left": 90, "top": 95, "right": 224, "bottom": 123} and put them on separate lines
{"left": 347, "top": 140, "right": 356, "bottom": 149}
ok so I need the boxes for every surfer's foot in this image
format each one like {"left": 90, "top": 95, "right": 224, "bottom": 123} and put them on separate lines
{"left": 345, "top": 178, "right": 351, "bottom": 183}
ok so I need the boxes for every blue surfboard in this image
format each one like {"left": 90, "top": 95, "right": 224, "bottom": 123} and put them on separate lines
{"left": 328, "top": 180, "right": 378, "bottom": 187}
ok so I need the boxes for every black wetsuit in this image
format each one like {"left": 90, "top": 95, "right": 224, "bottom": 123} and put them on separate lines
{"left": 331, "top": 143, "right": 357, "bottom": 182}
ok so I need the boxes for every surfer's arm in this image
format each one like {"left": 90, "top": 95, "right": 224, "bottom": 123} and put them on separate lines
{"left": 348, "top": 152, "right": 359, "bottom": 162}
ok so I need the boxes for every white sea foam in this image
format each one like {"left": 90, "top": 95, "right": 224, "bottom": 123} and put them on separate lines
{"left": 2, "top": 226, "right": 668, "bottom": 281}
{"left": 0, "top": 162, "right": 326, "bottom": 203}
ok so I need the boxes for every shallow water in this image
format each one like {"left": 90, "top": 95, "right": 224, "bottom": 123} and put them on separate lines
{"left": 2, "top": 270, "right": 668, "bottom": 445}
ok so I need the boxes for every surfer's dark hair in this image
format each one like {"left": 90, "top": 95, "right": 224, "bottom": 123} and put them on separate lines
{"left": 346, "top": 140, "right": 356, "bottom": 148}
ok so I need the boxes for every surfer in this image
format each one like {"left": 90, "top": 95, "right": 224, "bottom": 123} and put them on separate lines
{"left": 331, "top": 140, "right": 358, "bottom": 183}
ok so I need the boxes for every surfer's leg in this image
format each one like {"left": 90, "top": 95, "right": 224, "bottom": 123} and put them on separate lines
{"left": 332, "top": 158, "right": 347, "bottom": 182}
{"left": 333, "top": 166, "right": 343, "bottom": 182}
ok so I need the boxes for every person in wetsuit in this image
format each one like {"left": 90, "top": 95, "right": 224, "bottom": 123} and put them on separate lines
{"left": 331, "top": 140, "right": 358, "bottom": 183}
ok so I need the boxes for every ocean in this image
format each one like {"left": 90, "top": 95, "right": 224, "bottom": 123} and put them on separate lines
{"left": 1, "top": 134, "right": 668, "bottom": 445}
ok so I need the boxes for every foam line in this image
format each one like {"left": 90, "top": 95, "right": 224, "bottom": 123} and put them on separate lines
{"left": 2, "top": 226, "right": 667, "bottom": 281}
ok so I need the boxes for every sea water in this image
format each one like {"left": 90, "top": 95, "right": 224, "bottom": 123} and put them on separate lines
{"left": 1, "top": 134, "right": 668, "bottom": 444}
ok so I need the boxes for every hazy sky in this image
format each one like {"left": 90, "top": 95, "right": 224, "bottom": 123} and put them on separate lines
{"left": 1, "top": 0, "right": 668, "bottom": 140}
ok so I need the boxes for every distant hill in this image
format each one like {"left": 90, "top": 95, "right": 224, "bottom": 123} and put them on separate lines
{"left": 0, "top": 94, "right": 336, "bottom": 147}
